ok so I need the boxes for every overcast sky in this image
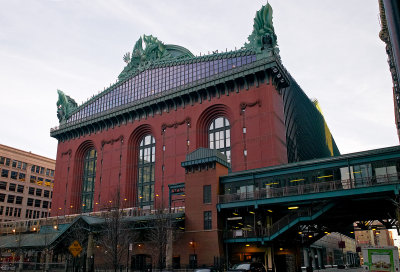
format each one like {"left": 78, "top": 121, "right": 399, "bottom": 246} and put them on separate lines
{"left": 0, "top": 0, "right": 397, "bottom": 159}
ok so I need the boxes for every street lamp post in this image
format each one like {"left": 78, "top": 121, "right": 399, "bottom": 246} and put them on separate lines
{"left": 126, "top": 243, "right": 132, "bottom": 272}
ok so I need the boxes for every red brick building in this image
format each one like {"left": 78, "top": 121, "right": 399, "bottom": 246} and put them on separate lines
{"left": 49, "top": 3, "right": 339, "bottom": 268}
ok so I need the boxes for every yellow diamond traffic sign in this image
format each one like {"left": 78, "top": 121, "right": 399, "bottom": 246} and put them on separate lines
{"left": 69, "top": 240, "right": 83, "bottom": 257}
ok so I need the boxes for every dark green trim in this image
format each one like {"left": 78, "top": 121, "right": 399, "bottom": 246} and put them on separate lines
{"left": 220, "top": 145, "right": 400, "bottom": 184}
{"left": 0, "top": 213, "right": 185, "bottom": 250}
{"left": 182, "top": 156, "right": 230, "bottom": 169}
{"left": 168, "top": 183, "right": 185, "bottom": 209}
{"left": 217, "top": 183, "right": 400, "bottom": 210}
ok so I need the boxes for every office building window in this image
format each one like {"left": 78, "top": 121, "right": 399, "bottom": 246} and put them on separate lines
{"left": 17, "top": 185, "right": 24, "bottom": 193}
{"left": 16, "top": 196, "right": 23, "bottom": 205}
{"left": 18, "top": 173, "right": 25, "bottom": 181}
{"left": 7, "top": 195, "right": 14, "bottom": 203}
{"left": 204, "top": 211, "right": 212, "bottom": 230}
{"left": 27, "top": 198, "right": 33, "bottom": 206}
{"left": 36, "top": 188, "right": 42, "bottom": 196}
{"left": 203, "top": 185, "right": 211, "bottom": 204}
{"left": 30, "top": 175, "right": 36, "bottom": 183}
{"left": 0, "top": 182, "right": 6, "bottom": 190}
{"left": 8, "top": 183, "right": 16, "bottom": 192}
{"left": 1, "top": 169, "right": 9, "bottom": 178}
{"left": 10, "top": 171, "right": 17, "bottom": 180}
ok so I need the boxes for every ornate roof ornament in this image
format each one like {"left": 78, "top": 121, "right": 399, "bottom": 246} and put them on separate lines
{"left": 245, "top": 3, "right": 278, "bottom": 53}
{"left": 57, "top": 89, "right": 77, "bottom": 124}
{"left": 118, "top": 34, "right": 194, "bottom": 81}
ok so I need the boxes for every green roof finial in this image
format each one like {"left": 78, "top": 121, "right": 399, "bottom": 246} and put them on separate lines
{"left": 118, "top": 35, "right": 194, "bottom": 81}
{"left": 57, "top": 89, "right": 77, "bottom": 124}
{"left": 245, "top": 3, "right": 278, "bottom": 52}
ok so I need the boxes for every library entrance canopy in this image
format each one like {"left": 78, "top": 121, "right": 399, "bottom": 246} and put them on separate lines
{"left": 51, "top": 3, "right": 288, "bottom": 141}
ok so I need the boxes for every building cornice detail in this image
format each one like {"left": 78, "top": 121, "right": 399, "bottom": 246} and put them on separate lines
{"left": 240, "top": 100, "right": 262, "bottom": 115}
{"left": 61, "top": 149, "right": 72, "bottom": 157}
{"left": 50, "top": 56, "right": 289, "bottom": 142}
{"left": 161, "top": 117, "right": 191, "bottom": 134}
{"left": 101, "top": 135, "right": 124, "bottom": 147}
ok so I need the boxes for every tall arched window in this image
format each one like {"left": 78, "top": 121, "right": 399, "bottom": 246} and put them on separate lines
{"left": 137, "top": 135, "right": 155, "bottom": 208}
{"left": 209, "top": 117, "right": 231, "bottom": 163}
{"left": 82, "top": 148, "right": 97, "bottom": 213}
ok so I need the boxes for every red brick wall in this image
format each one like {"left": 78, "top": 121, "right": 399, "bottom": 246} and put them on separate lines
{"left": 52, "top": 81, "right": 287, "bottom": 215}
{"left": 174, "top": 162, "right": 228, "bottom": 266}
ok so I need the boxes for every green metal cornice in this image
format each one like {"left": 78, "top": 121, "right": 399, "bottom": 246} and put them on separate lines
{"left": 220, "top": 145, "right": 400, "bottom": 184}
{"left": 218, "top": 183, "right": 400, "bottom": 211}
{"left": 50, "top": 55, "right": 289, "bottom": 141}
{"left": 182, "top": 147, "right": 230, "bottom": 169}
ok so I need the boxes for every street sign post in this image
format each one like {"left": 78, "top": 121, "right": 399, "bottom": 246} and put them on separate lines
{"left": 69, "top": 240, "right": 83, "bottom": 257}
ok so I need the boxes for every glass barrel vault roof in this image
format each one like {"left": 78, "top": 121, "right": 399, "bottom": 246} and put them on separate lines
{"left": 67, "top": 54, "right": 257, "bottom": 125}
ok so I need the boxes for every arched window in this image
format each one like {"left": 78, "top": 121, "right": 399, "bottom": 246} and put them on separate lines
{"left": 208, "top": 117, "right": 231, "bottom": 163}
{"left": 137, "top": 135, "right": 155, "bottom": 208}
{"left": 82, "top": 148, "right": 97, "bottom": 213}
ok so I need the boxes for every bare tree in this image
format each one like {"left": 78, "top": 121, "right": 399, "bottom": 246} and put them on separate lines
{"left": 146, "top": 211, "right": 178, "bottom": 270}
{"left": 96, "top": 195, "right": 137, "bottom": 272}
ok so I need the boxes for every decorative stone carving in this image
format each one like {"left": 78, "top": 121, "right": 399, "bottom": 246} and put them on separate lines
{"left": 240, "top": 100, "right": 262, "bottom": 114}
{"left": 161, "top": 117, "right": 191, "bottom": 134}
{"left": 61, "top": 149, "right": 72, "bottom": 157}
{"left": 101, "top": 135, "right": 124, "bottom": 147}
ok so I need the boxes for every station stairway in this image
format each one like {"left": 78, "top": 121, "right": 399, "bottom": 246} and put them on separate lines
{"left": 263, "top": 202, "right": 335, "bottom": 241}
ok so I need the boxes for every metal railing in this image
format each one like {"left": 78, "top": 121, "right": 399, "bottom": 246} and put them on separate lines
{"left": 225, "top": 204, "right": 327, "bottom": 240}
{"left": 218, "top": 173, "right": 400, "bottom": 204}
{"left": 0, "top": 206, "right": 185, "bottom": 234}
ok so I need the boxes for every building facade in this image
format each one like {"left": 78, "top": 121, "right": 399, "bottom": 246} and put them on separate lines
{"left": 39, "top": 2, "right": 357, "bottom": 270}
{"left": 379, "top": 0, "right": 400, "bottom": 141}
{"left": 50, "top": 3, "right": 338, "bottom": 218}
{"left": 0, "top": 144, "right": 55, "bottom": 222}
